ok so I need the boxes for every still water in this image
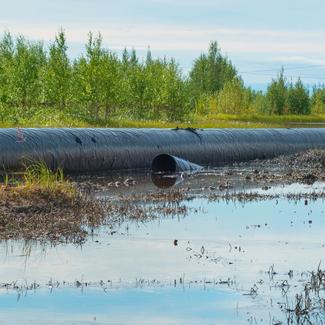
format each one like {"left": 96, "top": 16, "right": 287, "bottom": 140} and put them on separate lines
{"left": 0, "top": 173, "right": 325, "bottom": 324}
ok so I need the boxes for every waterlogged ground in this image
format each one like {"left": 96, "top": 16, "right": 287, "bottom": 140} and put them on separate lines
{"left": 1, "top": 171, "right": 325, "bottom": 324}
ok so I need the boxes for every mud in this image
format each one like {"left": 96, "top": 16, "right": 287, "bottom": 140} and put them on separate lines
{"left": 0, "top": 185, "right": 104, "bottom": 244}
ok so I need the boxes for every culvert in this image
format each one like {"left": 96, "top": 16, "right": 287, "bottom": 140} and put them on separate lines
{"left": 151, "top": 154, "right": 202, "bottom": 173}
{"left": 1, "top": 128, "right": 325, "bottom": 172}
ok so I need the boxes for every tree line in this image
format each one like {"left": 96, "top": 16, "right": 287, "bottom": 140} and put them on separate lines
{"left": 0, "top": 30, "right": 324, "bottom": 123}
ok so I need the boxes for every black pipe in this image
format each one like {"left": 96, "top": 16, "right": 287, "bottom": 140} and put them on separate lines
{"left": 151, "top": 154, "right": 202, "bottom": 173}
{"left": 1, "top": 128, "right": 325, "bottom": 172}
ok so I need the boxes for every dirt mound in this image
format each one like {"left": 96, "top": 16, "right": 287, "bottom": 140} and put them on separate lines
{"left": 255, "top": 149, "right": 325, "bottom": 171}
{"left": 279, "top": 149, "right": 325, "bottom": 170}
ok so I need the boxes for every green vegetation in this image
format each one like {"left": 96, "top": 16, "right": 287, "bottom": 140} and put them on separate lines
{"left": 2, "top": 162, "right": 75, "bottom": 196}
{"left": 0, "top": 29, "right": 325, "bottom": 128}
{"left": 23, "top": 162, "right": 76, "bottom": 195}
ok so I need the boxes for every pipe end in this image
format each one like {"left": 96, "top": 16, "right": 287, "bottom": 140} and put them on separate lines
{"left": 151, "top": 154, "right": 177, "bottom": 173}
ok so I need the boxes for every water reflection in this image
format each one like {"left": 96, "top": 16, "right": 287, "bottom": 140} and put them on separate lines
{"left": 151, "top": 172, "right": 180, "bottom": 189}
{"left": 0, "top": 286, "right": 253, "bottom": 325}
{"left": 1, "top": 172, "right": 325, "bottom": 324}
{"left": 1, "top": 196, "right": 325, "bottom": 283}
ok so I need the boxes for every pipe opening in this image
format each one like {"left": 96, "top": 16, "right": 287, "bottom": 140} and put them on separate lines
{"left": 152, "top": 154, "right": 177, "bottom": 173}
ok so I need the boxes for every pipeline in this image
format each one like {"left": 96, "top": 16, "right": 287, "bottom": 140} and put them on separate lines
{"left": 151, "top": 154, "right": 202, "bottom": 188}
{"left": 151, "top": 154, "right": 202, "bottom": 173}
{"left": 1, "top": 128, "right": 325, "bottom": 172}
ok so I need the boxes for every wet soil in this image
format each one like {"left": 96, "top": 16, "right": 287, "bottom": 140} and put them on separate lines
{"left": 0, "top": 186, "right": 104, "bottom": 243}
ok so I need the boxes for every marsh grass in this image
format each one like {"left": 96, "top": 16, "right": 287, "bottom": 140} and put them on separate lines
{"left": 274, "top": 265, "right": 325, "bottom": 324}
{"left": 22, "top": 162, "right": 75, "bottom": 196}
{"left": 0, "top": 163, "right": 104, "bottom": 244}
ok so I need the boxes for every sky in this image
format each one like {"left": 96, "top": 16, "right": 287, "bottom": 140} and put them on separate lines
{"left": 1, "top": 0, "right": 325, "bottom": 90}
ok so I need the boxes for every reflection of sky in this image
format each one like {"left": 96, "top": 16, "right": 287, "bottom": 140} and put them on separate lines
{"left": 0, "top": 186, "right": 324, "bottom": 323}
{"left": 125, "top": 194, "right": 325, "bottom": 247}
{"left": 0, "top": 287, "right": 254, "bottom": 325}
{"left": 0, "top": 195, "right": 324, "bottom": 284}
{"left": 1, "top": 0, "right": 325, "bottom": 89}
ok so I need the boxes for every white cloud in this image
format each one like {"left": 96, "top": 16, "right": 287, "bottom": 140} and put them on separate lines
{"left": 270, "top": 56, "right": 325, "bottom": 66}
{"left": 1, "top": 20, "right": 325, "bottom": 56}
{"left": 2, "top": 20, "right": 325, "bottom": 86}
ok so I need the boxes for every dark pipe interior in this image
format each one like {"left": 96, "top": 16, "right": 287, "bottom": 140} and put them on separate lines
{"left": 152, "top": 154, "right": 176, "bottom": 173}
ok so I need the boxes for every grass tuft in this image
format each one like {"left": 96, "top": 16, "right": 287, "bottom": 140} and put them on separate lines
{"left": 0, "top": 163, "right": 104, "bottom": 244}
{"left": 22, "top": 162, "right": 75, "bottom": 196}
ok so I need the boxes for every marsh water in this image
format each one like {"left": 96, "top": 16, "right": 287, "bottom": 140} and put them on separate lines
{"left": 1, "top": 171, "right": 325, "bottom": 324}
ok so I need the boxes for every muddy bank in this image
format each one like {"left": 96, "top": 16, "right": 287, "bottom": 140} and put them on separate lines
{"left": 0, "top": 181, "right": 189, "bottom": 244}
{"left": 0, "top": 185, "right": 104, "bottom": 243}
{"left": 264, "top": 148, "right": 325, "bottom": 170}
{"left": 234, "top": 149, "right": 325, "bottom": 185}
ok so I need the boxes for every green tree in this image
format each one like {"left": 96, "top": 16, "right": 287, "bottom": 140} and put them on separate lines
{"left": 101, "top": 51, "right": 121, "bottom": 120}
{"left": 266, "top": 69, "right": 288, "bottom": 115}
{"left": 140, "top": 57, "right": 188, "bottom": 120}
{"left": 287, "top": 78, "right": 310, "bottom": 115}
{"left": 73, "top": 32, "right": 106, "bottom": 120}
{"left": 129, "top": 48, "right": 138, "bottom": 66}
{"left": 250, "top": 91, "right": 270, "bottom": 114}
{"left": 163, "top": 60, "right": 190, "bottom": 120}
{"left": 145, "top": 47, "right": 153, "bottom": 65}
{"left": 189, "top": 41, "right": 238, "bottom": 96}
{"left": 145, "top": 58, "right": 188, "bottom": 120}
{"left": 11, "top": 36, "right": 46, "bottom": 109}
{"left": 311, "top": 86, "right": 325, "bottom": 114}
{"left": 43, "top": 29, "right": 71, "bottom": 109}
{"left": 122, "top": 48, "right": 129, "bottom": 66}
{"left": 120, "top": 53, "right": 146, "bottom": 117}
{"left": 216, "top": 78, "right": 249, "bottom": 114}
{"left": 0, "top": 32, "right": 14, "bottom": 105}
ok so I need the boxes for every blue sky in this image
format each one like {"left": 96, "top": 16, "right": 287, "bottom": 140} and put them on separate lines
{"left": 1, "top": 0, "right": 325, "bottom": 89}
